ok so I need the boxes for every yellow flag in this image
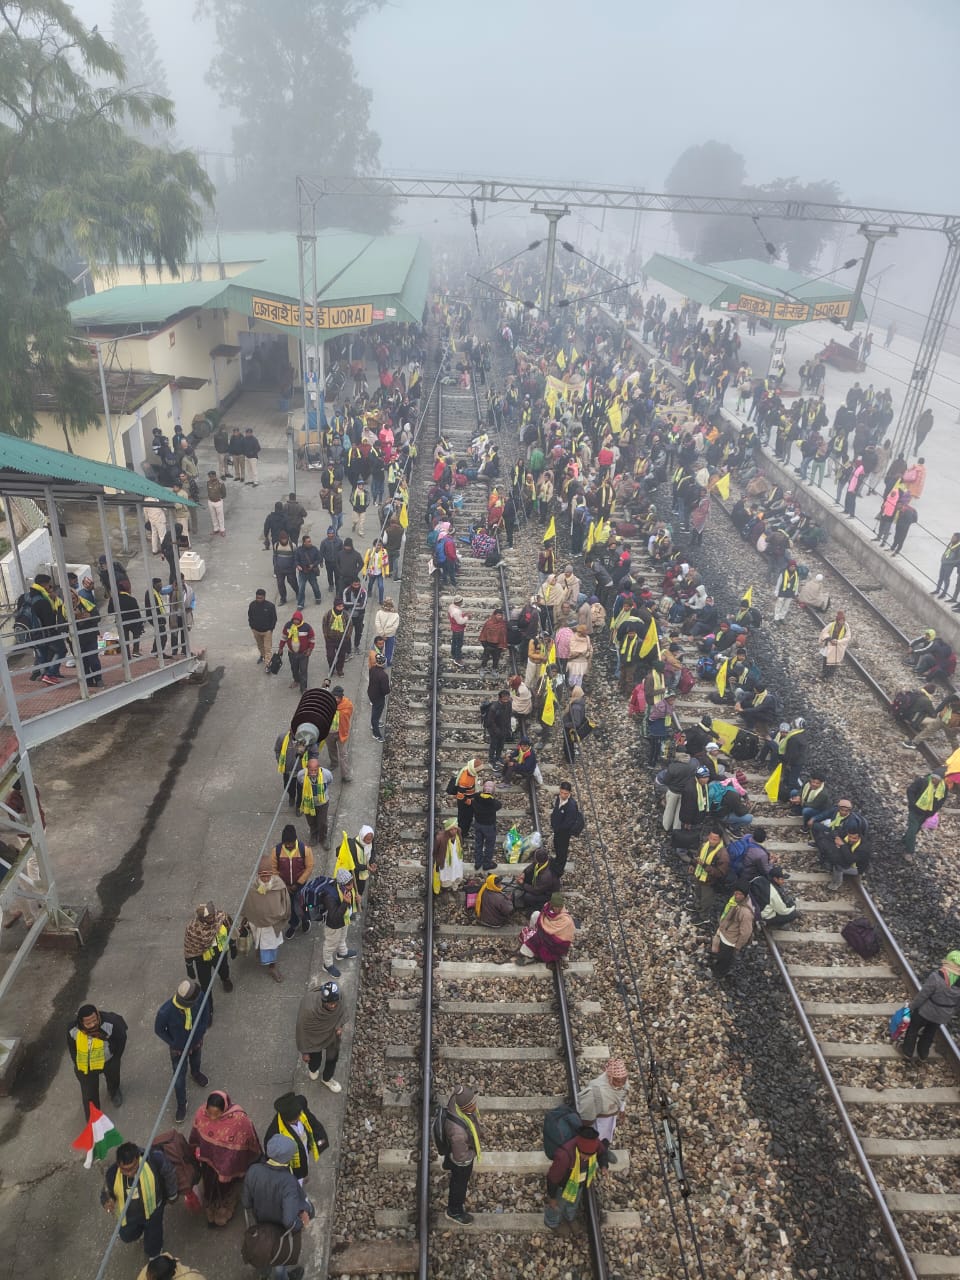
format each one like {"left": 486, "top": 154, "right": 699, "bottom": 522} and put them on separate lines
{"left": 741, "top": 585, "right": 752, "bottom": 606}
{"left": 547, "top": 642, "right": 557, "bottom": 665}
{"left": 570, "top": 345, "right": 579, "bottom": 365}
{"left": 607, "top": 400, "right": 622, "bottom": 435}
{"left": 639, "top": 616, "right": 659, "bottom": 658}
{"left": 585, "top": 521, "right": 596, "bottom": 552}
{"left": 541, "top": 682, "right": 556, "bottom": 726}
{"left": 545, "top": 385, "right": 558, "bottom": 418}
{"left": 764, "top": 764, "right": 783, "bottom": 803}
{"left": 398, "top": 502, "right": 409, "bottom": 529}
{"left": 608, "top": 374, "right": 618, "bottom": 393}
{"left": 543, "top": 516, "right": 556, "bottom": 543}
{"left": 593, "top": 517, "right": 608, "bottom": 545}
{"left": 947, "top": 745, "right": 960, "bottom": 778}
{"left": 335, "top": 831, "right": 355, "bottom": 874}
{"left": 716, "top": 658, "right": 728, "bottom": 700}
{"left": 712, "top": 720, "right": 740, "bottom": 753}
{"left": 556, "top": 348, "right": 566, "bottom": 371}
{"left": 714, "top": 472, "right": 731, "bottom": 500}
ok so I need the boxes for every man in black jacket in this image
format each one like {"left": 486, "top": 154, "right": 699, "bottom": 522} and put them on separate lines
{"left": 68, "top": 1003, "right": 127, "bottom": 1116}
{"left": 484, "top": 689, "right": 512, "bottom": 768}
{"left": 242, "top": 428, "right": 261, "bottom": 486}
{"left": 335, "top": 538, "right": 364, "bottom": 597}
{"left": 248, "top": 589, "right": 278, "bottom": 665}
{"left": 295, "top": 535, "right": 323, "bottom": 608}
{"left": 273, "top": 534, "right": 298, "bottom": 605}
{"left": 263, "top": 501, "right": 289, "bottom": 549}
{"left": 550, "top": 782, "right": 581, "bottom": 875}
{"left": 27, "top": 573, "right": 64, "bottom": 684}
{"left": 284, "top": 492, "right": 308, "bottom": 546}
{"left": 319, "top": 528, "right": 344, "bottom": 590}
{"left": 101, "top": 1142, "right": 178, "bottom": 1260}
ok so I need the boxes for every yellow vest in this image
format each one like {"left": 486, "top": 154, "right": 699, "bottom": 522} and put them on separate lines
{"left": 75, "top": 1029, "right": 106, "bottom": 1074}
{"left": 694, "top": 840, "right": 722, "bottom": 883}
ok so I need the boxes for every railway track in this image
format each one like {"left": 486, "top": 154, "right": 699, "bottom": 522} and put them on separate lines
{"left": 610, "top": 421, "right": 960, "bottom": 1277}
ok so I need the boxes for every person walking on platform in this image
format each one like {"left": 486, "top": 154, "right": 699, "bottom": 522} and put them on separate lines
{"left": 154, "top": 979, "right": 210, "bottom": 1123}
{"left": 68, "top": 1003, "right": 127, "bottom": 1116}
{"left": 101, "top": 1141, "right": 178, "bottom": 1260}
{"left": 900, "top": 952, "right": 960, "bottom": 1061}
{"left": 183, "top": 902, "right": 235, "bottom": 1012}
{"left": 206, "top": 471, "right": 227, "bottom": 537}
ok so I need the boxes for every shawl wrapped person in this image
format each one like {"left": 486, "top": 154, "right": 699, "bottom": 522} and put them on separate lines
{"left": 188, "top": 1091, "right": 260, "bottom": 1226}
{"left": 432, "top": 820, "right": 465, "bottom": 892}
{"left": 240, "top": 859, "right": 290, "bottom": 983}
{"left": 516, "top": 893, "right": 576, "bottom": 965}
{"left": 295, "top": 981, "right": 344, "bottom": 1061}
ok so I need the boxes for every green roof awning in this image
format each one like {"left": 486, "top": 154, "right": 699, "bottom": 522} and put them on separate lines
{"left": 0, "top": 436, "right": 187, "bottom": 503}
{"left": 642, "top": 253, "right": 866, "bottom": 326}
{"left": 69, "top": 279, "right": 230, "bottom": 327}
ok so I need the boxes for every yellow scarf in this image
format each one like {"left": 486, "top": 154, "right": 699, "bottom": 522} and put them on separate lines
{"left": 277, "top": 1112, "right": 319, "bottom": 1171}
{"left": 917, "top": 778, "right": 946, "bottom": 811}
{"left": 300, "top": 771, "right": 325, "bottom": 815}
{"left": 173, "top": 995, "right": 192, "bottom": 1031}
{"left": 75, "top": 1030, "right": 106, "bottom": 1074}
{"left": 474, "top": 873, "right": 500, "bottom": 919}
{"left": 561, "top": 1144, "right": 597, "bottom": 1201}
{"left": 202, "top": 924, "right": 229, "bottom": 962}
{"left": 455, "top": 1104, "right": 482, "bottom": 1161}
{"left": 153, "top": 589, "right": 166, "bottom": 615}
{"left": 287, "top": 623, "right": 300, "bottom": 648}
{"left": 114, "top": 1160, "right": 157, "bottom": 1226}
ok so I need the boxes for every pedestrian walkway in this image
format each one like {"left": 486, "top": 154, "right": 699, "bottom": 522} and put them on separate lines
{"left": 0, "top": 387, "right": 389, "bottom": 1278}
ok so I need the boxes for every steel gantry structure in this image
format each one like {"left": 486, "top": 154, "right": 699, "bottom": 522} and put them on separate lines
{"left": 298, "top": 173, "right": 960, "bottom": 460}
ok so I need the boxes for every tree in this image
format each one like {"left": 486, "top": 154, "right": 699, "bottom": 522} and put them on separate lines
{"left": 0, "top": 2, "right": 214, "bottom": 442}
{"left": 665, "top": 141, "right": 747, "bottom": 261}
{"left": 110, "top": 0, "right": 175, "bottom": 146}
{"left": 663, "top": 142, "right": 844, "bottom": 271}
{"left": 203, "top": 0, "right": 395, "bottom": 233}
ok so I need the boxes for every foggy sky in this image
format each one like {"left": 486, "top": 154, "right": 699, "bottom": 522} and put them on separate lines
{"left": 70, "top": 0, "right": 959, "bottom": 213}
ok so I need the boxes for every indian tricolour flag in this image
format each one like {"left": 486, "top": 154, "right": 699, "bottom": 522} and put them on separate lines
{"left": 72, "top": 1104, "right": 123, "bottom": 1169}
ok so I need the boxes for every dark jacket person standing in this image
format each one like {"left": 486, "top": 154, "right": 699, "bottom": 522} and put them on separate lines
{"left": 68, "top": 1003, "right": 127, "bottom": 1116}
{"left": 248, "top": 589, "right": 278, "bottom": 665}
{"left": 550, "top": 782, "right": 581, "bottom": 875}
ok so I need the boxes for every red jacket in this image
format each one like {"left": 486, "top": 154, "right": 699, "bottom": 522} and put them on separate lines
{"left": 279, "top": 619, "right": 315, "bottom": 656}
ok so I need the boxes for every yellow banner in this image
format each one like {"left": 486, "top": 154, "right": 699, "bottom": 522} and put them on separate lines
{"left": 545, "top": 373, "right": 585, "bottom": 403}
{"left": 812, "top": 298, "right": 852, "bottom": 321}
{"left": 251, "top": 296, "right": 374, "bottom": 330}
{"left": 737, "top": 293, "right": 772, "bottom": 318}
{"left": 773, "top": 300, "right": 810, "bottom": 322}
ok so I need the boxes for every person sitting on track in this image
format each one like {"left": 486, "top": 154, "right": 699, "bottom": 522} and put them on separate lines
{"left": 501, "top": 736, "right": 538, "bottom": 786}
{"left": 512, "top": 850, "right": 562, "bottom": 914}
{"left": 515, "top": 893, "right": 576, "bottom": 967}
{"left": 474, "top": 874, "right": 514, "bottom": 928}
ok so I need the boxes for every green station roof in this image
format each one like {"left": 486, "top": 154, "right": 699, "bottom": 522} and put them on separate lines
{"left": 69, "top": 230, "right": 431, "bottom": 338}
{"left": 0, "top": 435, "right": 185, "bottom": 503}
{"left": 642, "top": 254, "right": 866, "bottom": 326}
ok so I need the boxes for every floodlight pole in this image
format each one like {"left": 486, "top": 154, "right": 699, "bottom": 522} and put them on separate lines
{"left": 535, "top": 206, "right": 569, "bottom": 317}
{"left": 844, "top": 225, "right": 897, "bottom": 331}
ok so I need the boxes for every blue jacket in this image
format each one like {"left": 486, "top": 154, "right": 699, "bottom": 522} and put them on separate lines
{"left": 154, "top": 996, "right": 210, "bottom": 1051}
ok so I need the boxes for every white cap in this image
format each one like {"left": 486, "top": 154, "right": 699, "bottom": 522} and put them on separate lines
{"left": 815, "top": 574, "right": 823, "bottom": 581}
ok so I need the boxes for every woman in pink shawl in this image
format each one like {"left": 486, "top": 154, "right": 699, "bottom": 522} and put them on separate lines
{"left": 516, "top": 893, "right": 576, "bottom": 966}
{"left": 189, "top": 1090, "right": 261, "bottom": 1225}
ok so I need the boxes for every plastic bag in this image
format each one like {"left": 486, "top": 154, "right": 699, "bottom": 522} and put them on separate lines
{"left": 503, "top": 825, "right": 522, "bottom": 863}
{"left": 922, "top": 812, "right": 940, "bottom": 831}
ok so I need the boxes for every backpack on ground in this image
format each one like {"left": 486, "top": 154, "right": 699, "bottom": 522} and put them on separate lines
{"left": 841, "top": 916, "right": 881, "bottom": 959}
{"left": 433, "top": 1104, "right": 468, "bottom": 1158}
{"left": 729, "top": 729, "right": 759, "bottom": 761}
{"left": 697, "top": 654, "right": 719, "bottom": 680}
{"left": 542, "top": 1103, "right": 581, "bottom": 1159}
{"left": 677, "top": 667, "right": 696, "bottom": 695}
{"left": 13, "top": 592, "right": 41, "bottom": 639}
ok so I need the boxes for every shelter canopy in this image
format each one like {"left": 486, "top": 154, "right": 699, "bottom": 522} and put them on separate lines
{"left": 642, "top": 253, "right": 866, "bottom": 326}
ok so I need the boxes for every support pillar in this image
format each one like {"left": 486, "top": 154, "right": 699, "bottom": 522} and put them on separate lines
{"left": 891, "top": 220, "right": 960, "bottom": 461}
{"left": 535, "top": 205, "right": 569, "bottom": 317}
{"left": 844, "top": 224, "right": 897, "bottom": 331}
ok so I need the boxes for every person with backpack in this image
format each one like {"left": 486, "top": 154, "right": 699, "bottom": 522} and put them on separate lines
{"left": 268, "top": 825, "right": 315, "bottom": 939}
{"left": 544, "top": 1119, "right": 607, "bottom": 1229}
{"left": 439, "top": 1084, "right": 482, "bottom": 1225}
{"left": 748, "top": 867, "right": 797, "bottom": 926}
{"left": 900, "top": 952, "right": 960, "bottom": 1061}
{"left": 901, "top": 772, "right": 949, "bottom": 855}
{"left": 710, "top": 886, "right": 755, "bottom": 979}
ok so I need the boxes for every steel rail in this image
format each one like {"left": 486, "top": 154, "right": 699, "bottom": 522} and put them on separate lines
{"left": 417, "top": 373, "right": 444, "bottom": 1280}
{"left": 470, "top": 358, "right": 610, "bottom": 1280}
